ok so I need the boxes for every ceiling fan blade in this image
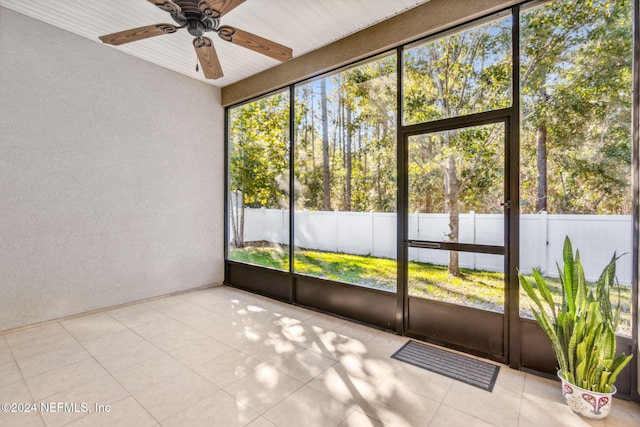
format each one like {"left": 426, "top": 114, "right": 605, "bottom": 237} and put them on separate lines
{"left": 193, "top": 37, "right": 224, "bottom": 79}
{"left": 99, "top": 24, "right": 178, "bottom": 46}
{"left": 147, "top": 0, "right": 182, "bottom": 13}
{"left": 220, "top": 27, "right": 292, "bottom": 62}
{"left": 201, "top": 0, "right": 246, "bottom": 16}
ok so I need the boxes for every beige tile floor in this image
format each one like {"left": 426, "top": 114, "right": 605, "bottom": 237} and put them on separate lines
{"left": 1, "top": 285, "right": 639, "bottom": 427}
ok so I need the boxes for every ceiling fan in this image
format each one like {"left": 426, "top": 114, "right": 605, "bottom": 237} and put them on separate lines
{"left": 99, "top": 0, "right": 293, "bottom": 79}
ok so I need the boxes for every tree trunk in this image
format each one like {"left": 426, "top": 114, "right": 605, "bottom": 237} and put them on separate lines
{"left": 321, "top": 79, "right": 331, "bottom": 210}
{"left": 230, "top": 190, "right": 245, "bottom": 248}
{"left": 536, "top": 121, "right": 548, "bottom": 213}
{"left": 345, "top": 107, "right": 352, "bottom": 211}
{"left": 240, "top": 202, "right": 245, "bottom": 248}
{"left": 376, "top": 124, "right": 382, "bottom": 209}
{"left": 363, "top": 126, "right": 368, "bottom": 207}
{"left": 536, "top": 89, "right": 549, "bottom": 213}
{"left": 302, "top": 89, "right": 310, "bottom": 188}
{"left": 310, "top": 91, "right": 319, "bottom": 208}
{"left": 230, "top": 191, "right": 238, "bottom": 247}
{"left": 445, "top": 155, "right": 460, "bottom": 276}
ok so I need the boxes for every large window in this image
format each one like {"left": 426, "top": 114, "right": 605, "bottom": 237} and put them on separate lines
{"left": 293, "top": 53, "right": 398, "bottom": 290}
{"left": 227, "top": 91, "right": 290, "bottom": 270}
{"left": 403, "top": 14, "right": 512, "bottom": 125}
{"left": 225, "top": 0, "right": 637, "bottom": 341}
{"left": 519, "top": 0, "right": 634, "bottom": 336}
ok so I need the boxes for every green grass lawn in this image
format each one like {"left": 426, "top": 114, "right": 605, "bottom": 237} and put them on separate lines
{"left": 229, "top": 245, "right": 632, "bottom": 335}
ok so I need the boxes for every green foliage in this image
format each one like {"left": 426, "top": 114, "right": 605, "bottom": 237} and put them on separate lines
{"left": 404, "top": 16, "right": 511, "bottom": 215}
{"left": 403, "top": 16, "right": 511, "bottom": 124}
{"left": 295, "top": 55, "right": 398, "bottom": 213}
{"left": 229, "top": 93, "right": 290, "bottom": 209}
{"left": 227, "top": 0, "right": 633, "bottom": 218}
{"left": 520, "top": 0, "right": 633, "bottom": 214}
{"left": 228, "top": 93, "right": 291, "bottom": 247}
{"left": 518, "top": 237, "right": 632, "bottom": 392}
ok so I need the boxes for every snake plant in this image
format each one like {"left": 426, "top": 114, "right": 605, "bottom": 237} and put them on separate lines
{"left": 518, "top": 236, "right": 632, "bottom": 393}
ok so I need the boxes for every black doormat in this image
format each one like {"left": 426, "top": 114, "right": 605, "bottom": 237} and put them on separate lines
{"left": 391, "top": 340, "right": 500, "bottom": 392}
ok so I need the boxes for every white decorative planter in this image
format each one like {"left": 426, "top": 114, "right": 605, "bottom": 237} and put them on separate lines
{"left": 558, "top": 372, "right": 616, "bottom": 419}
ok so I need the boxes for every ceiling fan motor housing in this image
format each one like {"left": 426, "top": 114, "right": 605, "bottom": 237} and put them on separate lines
{"left": 186, "top": 19, "right": 208, "bottom": 37}
{"left": 169, "top": 0, "right": 220, "bottom": 36}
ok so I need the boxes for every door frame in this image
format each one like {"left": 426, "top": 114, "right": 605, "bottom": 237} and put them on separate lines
{"left": 397, "top": 111, "right": 515, "bottom": 363}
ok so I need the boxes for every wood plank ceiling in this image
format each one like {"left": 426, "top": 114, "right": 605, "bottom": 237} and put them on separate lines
{"left": 0, "top": 0, "right": 431, "bottom": 87}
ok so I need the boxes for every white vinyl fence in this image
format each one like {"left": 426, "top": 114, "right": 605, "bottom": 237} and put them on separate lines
{"left": 235, "top": 208, "right": 632, "bottom": 285}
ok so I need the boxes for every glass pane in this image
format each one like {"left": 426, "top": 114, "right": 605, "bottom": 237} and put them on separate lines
{"left": 519, "top": 0, "right": 633, "bottom": 336}
{"left": 403, "top": 15, "right": 512, "bottom": 125}
{"left": 408, "top": 123, "right": 505, "bottom": 246}
{"left": 293, "top": 53, "right": 397, "bottom": 291}
{"left": 408, "top": 248, "right": 504, "bottom": 313}
{"left": 227, "top": 91, "right": 290, "bottom": 270}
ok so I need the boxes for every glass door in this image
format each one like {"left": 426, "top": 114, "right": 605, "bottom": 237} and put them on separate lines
{"left": 404, "top": 121, "right": 508, "bottom": 360}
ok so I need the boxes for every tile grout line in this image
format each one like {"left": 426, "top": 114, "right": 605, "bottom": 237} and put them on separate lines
{"left": 513, "top": 370, "right": 527, "bottom": 427}
{"left": 149, "top": 293, "right": 297, "bottom": 423}
{"left": 1, "top": 333, "right": 48, "bottom": 427}
{"left": 58, "top": 316, "right": 166, "bottom": 427}
{"left": 95, "top": 292, "right": 282, "bottom": 425}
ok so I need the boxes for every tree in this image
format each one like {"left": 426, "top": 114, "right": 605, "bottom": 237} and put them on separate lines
{"left": 295, "top": 54, "right": 397, "bottom": 213}
{"left": 320, "top": 79, "right": 331, "bottom": 210}
{"left": 404, "top": 16, "right": 511, "bottom": 275}
{"left": 520, "top": 0, "right": 633, "bottom": 215}
{"left": 228, "top": 93, "right": 290, "bottom": 247}
{"left": 227, "top": 0, "right": 633, "bottom": 279}
{"left": 344, "top": 106, "right": 353, "bottom": 210}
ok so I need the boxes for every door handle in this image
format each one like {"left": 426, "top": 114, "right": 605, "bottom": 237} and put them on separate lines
{"left": 408, "top": 241, "right": 441, "bottom": 249}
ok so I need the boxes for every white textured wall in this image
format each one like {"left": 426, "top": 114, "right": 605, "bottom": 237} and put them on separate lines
{"left": 0, "top": 8, "right": 224, "bottom": 331}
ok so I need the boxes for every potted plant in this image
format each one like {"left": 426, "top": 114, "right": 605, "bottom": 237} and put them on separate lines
{"left": 518, "top": 236, "right": 632, "bottom": 419}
